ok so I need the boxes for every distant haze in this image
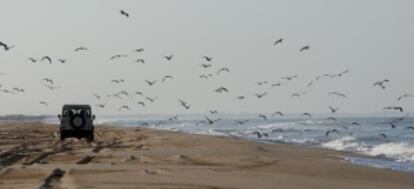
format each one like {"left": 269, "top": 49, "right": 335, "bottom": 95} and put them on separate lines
{"left": 0, "top": 0, "right": 413, "bottom": 115}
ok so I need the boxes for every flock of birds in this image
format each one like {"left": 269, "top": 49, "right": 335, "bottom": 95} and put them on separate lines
{"left": 0, "top": 9, "right": 413, "bottom": 141}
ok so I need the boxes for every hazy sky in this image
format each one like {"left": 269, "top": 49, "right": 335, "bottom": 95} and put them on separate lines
{"left": 0, "top": 0, "right": 413, "bottom": 115}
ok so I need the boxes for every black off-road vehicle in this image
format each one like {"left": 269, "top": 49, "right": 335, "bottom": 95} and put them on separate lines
{"left": 58, "top": 104, "right": 95, "bottom": 142}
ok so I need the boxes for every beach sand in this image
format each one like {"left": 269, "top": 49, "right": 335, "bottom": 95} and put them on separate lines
{"left": 0, "top": 123, "right": 413, "bottom": 189}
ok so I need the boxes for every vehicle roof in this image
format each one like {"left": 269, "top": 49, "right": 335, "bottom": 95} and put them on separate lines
{"left": 62, "top": 104, "right": 92, "bottom": 109}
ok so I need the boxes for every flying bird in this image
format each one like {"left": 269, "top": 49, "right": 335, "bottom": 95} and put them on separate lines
{"left": 327, "top": 117, "right": 337, "bottom": 121}
{"left": 41, "top": 56, "right": 52, "bottom": 64}
{"left": 135, "top": 59, "right": 145, "bottom": 64}
{"left": 137, "top": 101, "right": 146, "bottom": 107}
{"left": 144, "top": 80, "right": 157, "bottom": 86}
{"left": 119, "top": 105, "right": 130, "bottom": 111}
{"left": 236, "top": 96, "right": 245, "bottom": 100}
{"left": 214, "top": 86, "right": 228, "bottom": 93}
{"left": 379, "top": 133, "right": 387, "bottom": 139}
{"left": 281, "top": 75, "right": 298, "bottom": 81}
{"left": 254, "top": 92, "right": 268, "bottom": 99}
{"left": 0, "top": 41, "right": 14, "bottom": 51}
{"left": 145, "top": 96, "right": 157, "bottom": 103}
{"left": 272, "top": 111, "right": 284, "bottom": 117}
{"left": 203, "top": 115, "right": 221, "bottom": 125}
{"left": 329, "top": 92, "right": 347, "bottom": 98}
{"left": 216, "top": 67, "right": 230, "bottom": 75}
{"left": 163, "top": 54, "right": 174, "bottom": 61}
{"left": 273, "top": 38, "right": 283, "bottom": 46}
{"left": 299, "top": 46, "right": 310, "bottom": 52}
{"left": 200, "top": 63, "right": 212, "bottom": 68}
{"left": 95, "top": 104, "right": 106, "bottom": 108}
{"left": 28, "top": 57, "right": 37, "bottom": 63}
{"left": 325, "top": 129, "right": 339, "bottom": 137}
{"left": 162, "top": 75, "right": 174, "bottom": 83}
{"left": 110, "top": 54, "right": 128, "bottom": 60}
{"left": 74, "top": 47, "right": 88, "bottom": 52}
{"left": 178, "top": 99, "right": 191, "bottom": 110}
{"left": 57, "top": 59, "right": 67, "bottom": 63}
{"left": 303, "top": 113, "right": 312, "bottom": 118}
{"left": 328, "top": 106, "right": 339, "bottom": 114}
{"left": 39, "top": 101, "right": 48, "bottom": 107}
{"left": 120, "top": 9, "right": 130, "bottom": 17}
{"left": 258, "top": 114, "right": 267, "bottom": 121}
{"left": 133, "top": 48, "right": 144, "bottom": 53}
{"left": 236, "top": 119, "right": 250, "bottom": 125}
{"left": 202, "top": 56, "right": 213, "bottom": 62}
{"left": 396, "top": 93, "right": 414, "bottom": 101}
{"left": 373, "top": 79, "right": 390, "bottom": 90}
{"left": 383, "top": 106, "right": 403, "bottom": 112}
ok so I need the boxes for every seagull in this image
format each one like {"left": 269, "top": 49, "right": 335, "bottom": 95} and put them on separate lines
{"left": 258, "top": 114, "right": 267, "bottom": 121}
{"left": 328, "top": 106, "right": 339, "bottom": 113}
{"left": 303, "top": 113, "right": 312, "bottom": 118}
{"left": 110, "top": 54, "right": 128, "bottom": 60}
{"left": 42, "top": 78, "right": 54, "bottom": 85}
{"left": 204, "top": 115, "right": 221, "bottom": 125}
{"left": 397, "top": 93, "right": 414, "bottom": 101}
{"left": 291, "top": 93, "right": 301, "bottom": 98}
{"left": 199, "top": 74, "right": 209, "bottom": 79}
{"left": 57, "top": 59, "right": 67, "bottom": 63}
{"left": 251, "top": 131, "right": 268, "bottom": 138}
{"left": 39, "top": 101, "right": 48, "bottom": 107}
{"left": 273, "top": 38, "right": 283, "bottom": 46}
{"left": 119, "top": 105, "right": 130, "bottom": 111}
{"left": 120, "top": 9, "right": 130, "bottom": 17}
{"left": 202, "top": 56, "right": 213, "bottom": 62}
{"left": 0, "top": 41, "right": 14, "bottom": 51}
{"left": 200, "top": 63, "right": 212, "bottom": 68}
{"left": 162, "top": 75, "right": 174, "bottom": 83}
{"left": 111, "top": 79, "right": 124, "bottom": 83}
{"left": 163, "top": 54, "right": 174, "bottom": 61}
{"left": 145, "top": 96, "right": 157, "bottom": 103}
{"left": 390, "top": 122, "right": 397, "bottom": 129}
{"left": 144, "top": 80, "right": 157, "bottom": 86}
{"left": 379, "top": 133, "right": 387, "bottom": 139}
{"left": 133, "top": 48, "right": 144, "bottom": 53}
{"left": 178, "top": 99, "right": 191, "bottom": 110}
{"left": 271, "top": 83, "right": 285, "bottom": 87}
{"left": 325, "top": 129, "right": 339, "bottom": 137}
{"left": 135, "top": 91, "right": 144, "bottom": 96}
{"left": 256, "top": 81, "right": 268, "bottom": 86}
{"left": 253, "top": 92, "right": 268, "bottom": 99}
{"left": 214, "top": 86, "right": 228, "bottom": 93}
{"left": 216, "top": 67, "right": 230, "bottom": 75}
{"left": 281, "top": 75, "right": 298, "bottom": 81}
{"left": 74, "top": 46, "right": 88, "bottom": 52}
{"left": 272, "top": 111, "right": 284, "bottom": 117}
{"left": 135, "top": 59, "right": 145, "bottom": 64}
{"left": 41, "top": 56, "right": 52, "bottom": 64}
{"left": 383, "top": 106, "right": 403, "bottom": 112}
{"left": 373, "top": 79, "right": 390, "bottom": 90}
{"left": 329, "top": 92, "right": 347, "bottom": 98}
{"left": 299, "top": 46, "right": 310, "bottom": 52}
{"left": 137, "top": 101, "right": 146, "bottom": 107}
{"left": 28, "top": 57, "right": 38, "bottom": 63}
{"left": 236, "top": 96, "right": 245, "bottom": 100}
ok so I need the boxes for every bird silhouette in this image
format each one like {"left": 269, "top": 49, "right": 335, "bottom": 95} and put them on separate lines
{"left": 214, "top": 86, "right": 228, "bottom": 93}
{"left": 373, "top": 79, "right": 390, "bottom": 90}
{"left": 41, "top": 56, "right": 52, "bottom": 64}
{"left": 0, "top": 41, "right": 14, "bottom": 51}
{"left": 178, "top": 99, "right": 191, "bottom": 110}
{"left": 145, "top": 96, "right": 157, "bottom": 103}
{"left": 327, "top": 117, "right": 337, "bottom": 121}
{"left": 201, "top": 63, "right": 212, "bottom": 68}
{"left": 144, "top": 80, "right": 157, "bottom": 86}
{"left": 281, "top": 75, "right": 298, "bottom": 81}
{"left": 383, "top": 106, "right": 403, "bottom": 112}
{"left": 236, "top": 96, "right": 245, "bottom": 100}
{"left": 216, "top": 67, "right": 230, "bottom": 75}
{"left": 325, "top": 129, "right": 339, "bottom": 137}
{"left": 299, "top": 46, "right": 310, "bottom": 52}
{"left": 110, "top": 54, "right": 128, "bottom": 60}
{"left": 328, "top": 106, "right": 339, "bottom": 113}
{"left": 258, "top": 114, "right": 267, "bottom": 121}
{"left": 273, "top": 38, "right": 283, "bottom": 46}
{"left": 39, "top": 101, "right": 48, "bottom": 107}
{"left": 119, "top": 105, "right": 130, "bottom": 111}
{"left": 254, "top": 92, "right": 268, "bottom": 98}
{"left": 329, "top": 92, "right": 347, "bottom": 98}
{"left": 303, "top": 113, "right": 312, "bottom": 118}
{"left": 163, "top": 54, "right": 174, "bottom": 61}
{"left": 162, "top": 75, "right": 174, "bottom": 83}
{"left": 397, "top": 93, "right": 414, "bottom": 101}
{"left": 203, "top": 115, "right": 221, "bottom": 125}
{"left": 135, "top": 59, "right": 145, "bottom": 64}
{"left": 120, "top": 9, "right": 130, "bottom": 17}
{"left": 379, "top": 133, "right": 387, "bottom": 139}
{"left": 74, "top": 46, "right": 88, "bottom": 52}
{"left": 28, "top": 57, "right": 37, "bottom": 63}
{"left": 95, "top": 104, "right": 105, "bottom": 108}
{"left": 137, "top": 101, "right": 146, "bottom": 107}
{"left": 272, "top": 111, "right": 284, "bottom": 117}
{"left": 133, "top": 48, "right": 144, "bottom": 53}
{"left": 202, "top": 56, "right": 213, "bottom": 61}
{"left": 57, "top": 59, "right": 67, "bottom": 63}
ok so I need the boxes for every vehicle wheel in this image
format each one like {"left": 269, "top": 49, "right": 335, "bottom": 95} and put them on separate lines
{"left": 60, "top": 132, "right": 65, "bottom": 141}
{"left": 86, "top": 132, "right": 94, "bottom": 142}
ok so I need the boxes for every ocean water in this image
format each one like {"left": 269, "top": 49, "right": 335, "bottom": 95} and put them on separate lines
{"left": 47, "top": 114, "right": 414, "bottom": 173}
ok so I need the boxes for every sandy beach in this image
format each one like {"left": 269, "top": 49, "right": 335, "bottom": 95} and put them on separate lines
{"left": 0, "top": 123, "right": 412, "bottom": 189}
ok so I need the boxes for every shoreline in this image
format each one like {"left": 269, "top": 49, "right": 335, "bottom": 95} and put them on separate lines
{"left": 0, "top": 123, "right": 413, "bottom": 189}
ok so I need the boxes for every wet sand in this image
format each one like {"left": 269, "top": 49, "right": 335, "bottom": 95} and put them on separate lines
{"left": 0, "top": 123, "right": 413, "bottom": 189}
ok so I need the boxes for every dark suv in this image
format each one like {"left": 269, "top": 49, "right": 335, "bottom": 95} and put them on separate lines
{"left": 58, "top": 104, "right": 95, "bottom": 142}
